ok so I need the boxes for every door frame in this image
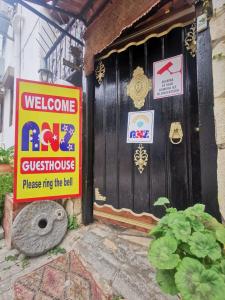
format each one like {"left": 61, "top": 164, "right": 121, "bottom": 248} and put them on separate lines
{"left": 82, "top": 1, "right": 221, "bottom": 225}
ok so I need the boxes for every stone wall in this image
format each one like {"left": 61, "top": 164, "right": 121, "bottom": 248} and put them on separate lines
{"left": 210, "top": 0, "right": 225, "bottom": 220}
{"left": 2, "top": 196, "right": 82, "bottom": 249}
{"left": 2, "top": 194, "right": 27, "bottom": 249}
{"left": 63, "top": 198, "right": 82, "bottom": 225}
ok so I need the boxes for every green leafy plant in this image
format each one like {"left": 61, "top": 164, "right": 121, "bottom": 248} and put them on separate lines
{"left": 0, "top": 146, "right": 14, "bottom": 165}
{"left": 67, "top": 215, "right": 79, "bottom": 230}
{"left": 47, "top": 246, "right": 66, "bottom": 256}
{"left": 5, "top": 254, "right": 17, "bottom": 262}
{"left": 3, "top": 266, "right": 11, "bottom": 271}
{"left": 0, "top": 172, "right": 13, "bottom": 224}
{"left": 148, "top": 198, "right": 225, "bottom": 300}
{"left": 21, "top": 256, "right": 30, "bottom": 269}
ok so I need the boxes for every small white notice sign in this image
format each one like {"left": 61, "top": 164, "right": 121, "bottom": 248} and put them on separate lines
{"left": 153, "top": 54, "right": 183, "bottom": 99}
{"left": 127, "top": 110, "right": 154, "bottom": 144}
{"left": 197, "top": 14, "right": 207, "bottom": 32}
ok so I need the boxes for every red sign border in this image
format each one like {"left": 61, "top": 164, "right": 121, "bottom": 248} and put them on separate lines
{"left": 21, "top": 92, "right": 78, "bottom": 114}
{"left": 153, "top": 54, "right": 183, "bottom": 100}
{"left": 14, "top": 78, "right": 82, "bottom": 203}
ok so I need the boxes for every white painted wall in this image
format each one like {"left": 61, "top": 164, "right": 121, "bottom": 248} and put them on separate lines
{"left": 0, "top": 89, "right": 14, "bottom": 148}
{"left": 0, "top": 3, "right": 83, "bottom": 149}
{"left": 19, "top": 5, "right": 41, "bottom": 81}
{"left": 0, "top": 3, "right": 42, "bottom": 148}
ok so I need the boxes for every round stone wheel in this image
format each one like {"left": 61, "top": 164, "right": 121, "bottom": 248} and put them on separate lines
{"left": 12, "top": 201, "right": 68, "bottom": 257}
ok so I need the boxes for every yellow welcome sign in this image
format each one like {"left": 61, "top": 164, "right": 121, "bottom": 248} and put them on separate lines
{"left": 14, "top": 79, "right": 82, "bottom": 202}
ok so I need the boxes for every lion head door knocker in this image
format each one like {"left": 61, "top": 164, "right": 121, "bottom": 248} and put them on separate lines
{"left": 169, "top": 122, "right": 183, "bottom": 145}
{"left": 127, "top": 67, "right": 152, "bottom": 109}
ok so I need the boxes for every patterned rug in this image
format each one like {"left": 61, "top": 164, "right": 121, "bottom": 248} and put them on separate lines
{"left": 14, "top": 251, "right": 113, "bottom": 300}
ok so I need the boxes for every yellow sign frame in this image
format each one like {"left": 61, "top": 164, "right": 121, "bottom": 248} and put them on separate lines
{"left": 14, "top": 79, "right": 82, "bottom": 202}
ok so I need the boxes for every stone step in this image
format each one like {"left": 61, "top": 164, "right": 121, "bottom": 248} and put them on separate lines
{"left": 0, "top": 239, "right": 5, "bottom": 249}
{"left": 0, "top": 290, "right": 13, "bottom": 300}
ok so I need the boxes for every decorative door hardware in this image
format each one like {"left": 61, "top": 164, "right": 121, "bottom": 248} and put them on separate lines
{"left": 199, "top": 0, "right": 210, "bottom": 16}
{"left": 169, "top": 122, "right": 183, "bottom": 145}
{"left": 95, "top": 61, "right": 105, "bottom": 85}
{"left": 185, "top": 22, "right": 197, "bottom": 57}
{"left": 134, "top": 144, "right": 149, "bottom": 174}
{"left": 127, "top": 67, "right": 152, "bottom": 109}
{"left": 95, "top": 188, "right": 106, "bottom": 201}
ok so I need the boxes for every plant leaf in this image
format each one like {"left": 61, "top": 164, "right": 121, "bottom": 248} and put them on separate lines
{"left": 211, "top": 259, "right": 225, "bottom": 278}
{"left": 189, "top": 218, "right": 205, "bottom": 232}
{"left": 167, "top": 213, "right": 191, "bottom": 242}
{"left": 156, "top": 269, "right": 178, "bottom": 295}
{"left": 175, "top": 257, "right": 225, "bottom": 300}
{"left": 203, "top": 216, "right": 222, "bottom": 230}
{"left": 220, "top": 260, "right": 225, "bottom": 275}
{"left": 179, "top": 243, "right": 192, "bottom": 256}
{"left": 202, "top": 216, "right": 225, "bottom": 244}
{"left": 166, "top": 207, "right": 177, "bottom": 214}
{"left": 158, "top": 214, "right": 170, "bottom": 226}
{"left": 154, "top": 197, "right": 170, "bottom": 207}
{"left": 148, "top": 236, "right": 180, "bottom": 269}
{"left": 185, "top": 203, "right": 205, "bottom": 215}
{"left": 184, "top": 204, "right": 212, "bottom": 227}
{"left": 149, "top": 225, "right": 164, "bottom": 238}
{"left": 215, "top": 227, "right": 225, "bottom": 244}
{"left": 189, "top": 232, "right": 222, "bottom": 260}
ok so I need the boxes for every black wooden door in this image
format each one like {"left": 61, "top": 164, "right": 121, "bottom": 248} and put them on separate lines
{"left": 93, "top": 26, "right": 201, "bottom": 218}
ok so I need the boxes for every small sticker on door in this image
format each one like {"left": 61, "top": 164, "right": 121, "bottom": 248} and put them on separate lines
{"left": 127, "top": 110, "right": 154, "bottom": 144}
{"left": 153, "top": 54, "right": 183, "bottom": 99}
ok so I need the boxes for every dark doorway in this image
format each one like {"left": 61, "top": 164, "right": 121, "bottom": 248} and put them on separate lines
{"left": 93, "top": 25, "right": 201, "bottom": 221}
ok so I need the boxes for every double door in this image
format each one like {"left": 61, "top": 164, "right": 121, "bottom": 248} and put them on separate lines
{"left": 93, "top": 26, "right": 201, "bottom": 219}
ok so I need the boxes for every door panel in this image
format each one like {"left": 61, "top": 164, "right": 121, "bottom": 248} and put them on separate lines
{"left": 118, "top": 51, "right": 134, "bottom": 210}
{"left": 94, "top": 26, "right": 201, "bottom": 218}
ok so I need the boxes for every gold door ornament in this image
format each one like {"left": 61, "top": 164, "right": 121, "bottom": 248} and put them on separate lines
{"left": 95, "top": 61, "right": 105, "bottom": 84}
{"left": 134, "top": 144, "right": 149, "bottom": 174}
{"left": 127, "top": 67, "right": 152, "bottom": 109}
{"left": 185, "top": 22, "right": 197, "bottom": 57}
{"left": 95, "top": 188, "right": 106, "bottom": 201}
{"left": 169, "top": 122, "right": 183, "bottom": 145}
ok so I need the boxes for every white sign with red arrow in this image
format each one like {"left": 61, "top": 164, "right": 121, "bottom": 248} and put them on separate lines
{"left": 153, "top": 54, "right": 183, "bottom": 99}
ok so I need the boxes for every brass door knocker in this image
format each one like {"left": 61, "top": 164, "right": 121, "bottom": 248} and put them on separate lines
{"left": 169, "top": 122, "right": 183, "bottom": 145}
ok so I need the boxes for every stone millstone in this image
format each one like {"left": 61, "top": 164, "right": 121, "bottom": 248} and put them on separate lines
{"left": 12, "top": 201, "right": 68, "bottom": 257}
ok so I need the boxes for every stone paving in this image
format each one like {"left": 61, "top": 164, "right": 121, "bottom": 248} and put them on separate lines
{"left": 0, "top": 222, "right": 176, "bottom": 300}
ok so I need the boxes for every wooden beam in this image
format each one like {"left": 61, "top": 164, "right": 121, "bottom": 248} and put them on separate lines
{"left": 87, "top": 0, "right": 109, "bottom": 26}
{"left": 21, "top": 0, "right": 83, "bottom": 20}
{"left": 82, "top": 74, "right": 94, "bottom": 225}
{"left": 80, "top": 0, "right": 94, "bottom": 16}
{"left": 195, "top": 2, "right": 221, "bottom": 220}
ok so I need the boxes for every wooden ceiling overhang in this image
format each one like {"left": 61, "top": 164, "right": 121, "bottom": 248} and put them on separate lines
{"left": 25, "top": 0, "right": 112, "bottom": 26}
{"left": 12, "top": 0, "right": 194, "bottom": 75}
